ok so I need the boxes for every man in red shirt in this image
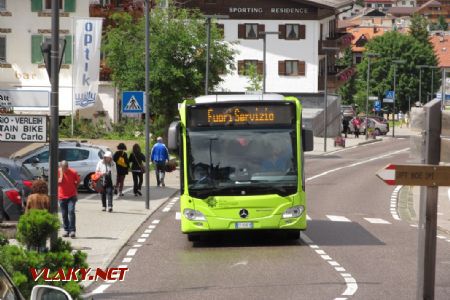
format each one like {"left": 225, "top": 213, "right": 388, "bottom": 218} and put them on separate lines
{"left": 58, "top": 160, "right": 80, "bottom": 238}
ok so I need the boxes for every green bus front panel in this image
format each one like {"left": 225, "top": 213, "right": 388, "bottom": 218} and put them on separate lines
{"left": 180, "top": 192, "right": 307, "bottom": 233}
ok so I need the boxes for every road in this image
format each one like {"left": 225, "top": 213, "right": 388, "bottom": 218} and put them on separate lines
{"left": 85, "top": 138, "right": 450, "bottom": 299}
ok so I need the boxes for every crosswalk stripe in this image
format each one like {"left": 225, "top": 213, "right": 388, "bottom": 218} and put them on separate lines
{"left": 326, "top": 215, "right": 351, "bottom": 222}
{"left": 364, "top": 218, "right": 391, "bottom": 224}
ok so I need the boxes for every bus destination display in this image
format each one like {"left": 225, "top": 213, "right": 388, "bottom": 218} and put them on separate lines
{"left": 188, "top": 104, "right": 295, "bottom": 127}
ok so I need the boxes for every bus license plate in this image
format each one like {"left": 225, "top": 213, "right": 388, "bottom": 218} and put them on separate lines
{"left": 235, "top": 222, "right": 253, "bottom": 229}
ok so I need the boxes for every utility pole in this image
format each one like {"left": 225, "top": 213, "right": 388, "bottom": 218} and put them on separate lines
{"left": 259, "top": 31, "right": 280, "bottom": 93}
{"left": 49, "top": 0, "right": 60, "bottom": 250}
{"left": 144, "top": 0, "right": 151, "bottom": 209}
{"left": 205, "top": 17, "right": 211, "bottom": 95}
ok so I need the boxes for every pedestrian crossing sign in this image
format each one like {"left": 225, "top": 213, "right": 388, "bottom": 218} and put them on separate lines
{"left": 122, "top": 91, "right": 144, "bottom": 114}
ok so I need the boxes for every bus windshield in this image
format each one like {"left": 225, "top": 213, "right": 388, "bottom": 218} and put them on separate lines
{"left": 186, "top": 128, "right": 297, "bottom": 198}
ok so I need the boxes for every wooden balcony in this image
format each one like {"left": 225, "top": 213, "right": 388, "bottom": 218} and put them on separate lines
{"left": 319, "top": 32, "right": 354, "bottom": 54}
{"left": 318, "top": 66, "right": 356, "bottom": 91}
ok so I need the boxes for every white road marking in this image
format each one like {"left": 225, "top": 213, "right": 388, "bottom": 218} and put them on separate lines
{"left": 126, "top": 249, "right": 137, "bottom": 256}
{"left": 132, "top": 244, "right": 142, "bottom": 248}
{"left": 92, "top": 284, "right": 111, "bottom": 294}
{"left": 389, "top": 186, "right": 402, "bottom": 221}
{"left": 306, "top": 214, "right": 312, "bottom": 221}
{"left": 175, "top": 212, "right": 181, "bottom": 220}
{"left": 148, "top": 225, "right": 156, "bottom": 229}
{"left": 437, "top": 235, "right": 447, "bottom": 239}
{"left": 152, "top": 220, "right": 160, "bottom": 224}
{"left": 230, "top": 261, "right": 248, "bottom": 268}
{"left": 137, "top": 238, "right": 146, "bottom": 243}
{"left": 144, "top": 229, "right": 153, "bottom": 234}
{"left": 327, "top": 215, "right": 351, "bottom": 222}
{"left": 118, "top": 265, "right": 127, "bottom": 269}
{"left": 122, "top": 257, "right": 132, "bottom": 263}
{"left": 364, "top": 218, "right": 391, "bottom": 224}
{"left": 141, "top": 233, "right": 150, "bottom": 238}
{"left": 303, "top": 233, "right": 357, "bottom": 298}
{"left": 306, "top": 148, "right": 409, "bottom": 182}
{"left": 410, "top": 224, "right": 418, "bottom": 228}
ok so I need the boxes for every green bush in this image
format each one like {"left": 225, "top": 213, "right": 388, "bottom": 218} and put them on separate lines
{"left": 17, "top": 210, "right": 60, "bottom": 252}
{"left": 0, "top": 233, "right": 9, "bottom": 246}
{"left": 0, "top": 209, "right": 88, "bottom": 299}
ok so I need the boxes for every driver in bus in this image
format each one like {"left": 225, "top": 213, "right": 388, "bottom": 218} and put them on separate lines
{"left": 260, "top": 143, "right": 290, "bottom": 173}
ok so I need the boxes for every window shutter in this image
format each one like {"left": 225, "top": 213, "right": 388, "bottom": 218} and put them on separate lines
{"left": 64, "top": 35, "right": 72, "bottom": 64}
{"left": 216, "top": 23, "right": 224, "bottom": 39}
{"left": 31, "top": 35, "right": 43, "bottom": 64}
{"left": 278, "top": 61, "right": 286, "bottom": 75}
{"left": 64, "top": 0, "right": 76, "bottom": 12}
{"left": 258, "top": 24, "right": 265, "bottom": 39}
{"left": 257, "top": 61, "right": 264, "bottom": 75}
{"left": 299, "top": 25, "right": 306, "bottom": 39}
{"left": 298, "top": 61, "right": 306, "bottom": 76}
{"left": 238, "top": 60, "right": 245, "bottom": 75}
{"left": 278, "top": 24, "right": 286, "bottom": 39}
{"left": 238, "top": 24, "right": 245, "bottom": 39}
{"left": 31, "top": 0, "right": 42, "bottom": 12}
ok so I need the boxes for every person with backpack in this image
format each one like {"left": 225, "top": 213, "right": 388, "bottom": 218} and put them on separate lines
{"left": 151, "top": 137, "right": 169, "bottom": 187}
{"left": 113, "top": 143, "right": 129, "bottom": 196}
{"left": 352, "top": 117, "right": 361, "bottom": 138}
{"left": 129, "top": 143, "right": 146, "bottom": 196}
{"left": 96, "top": 151, "right": 117, "bottom": 212}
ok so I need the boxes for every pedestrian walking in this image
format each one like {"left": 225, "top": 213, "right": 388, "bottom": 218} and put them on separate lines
{"left": 113, "top": 143, "right": 129, "bottom": 196}
{"left": 351, "top": 117, "right": 361, "bottom": 138}
{"left": 25, "top": 180, "right": 50, "bottom": 213}
{"left": 151, "top": 137, "right": 169, "bottom": 187}
{"left": 342, "top": 118, "right": 349, "bottom": 138}
{"left": 129, "top": 143, "right": 146, "bottom": 196}
{"left": 96, "top": 151, "right": 117, "bottom": 212}
{"left": 58, "top": 160, "right": 80, "bottom": 238}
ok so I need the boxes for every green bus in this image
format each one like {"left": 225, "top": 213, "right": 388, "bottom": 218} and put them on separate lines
{"left": 168, "top": 94, "right": 313, "bottom": 241}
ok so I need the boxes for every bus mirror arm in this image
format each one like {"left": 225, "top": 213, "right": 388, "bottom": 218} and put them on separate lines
{"left": 302, "top": 129, "right": 314, "bottom": 152}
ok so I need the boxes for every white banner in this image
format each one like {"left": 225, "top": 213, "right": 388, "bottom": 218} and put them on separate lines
{"left": 74, "top": 18, "right": 102, "bottom": 109}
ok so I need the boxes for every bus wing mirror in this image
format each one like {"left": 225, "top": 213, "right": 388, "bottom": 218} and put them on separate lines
{"left": 302, "top": 129, "right": 314, "bottom": 152}
{"left": 168, "top": 121, "right": 180, "bottom": 152}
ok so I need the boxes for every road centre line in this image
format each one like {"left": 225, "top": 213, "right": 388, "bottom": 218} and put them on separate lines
{"left": 302, "top": 233, "right": 358, "bottom": 298}
{"left": 327, "top": 215, "right": 351, "bottom": 222}
{"left": 306, "top": 148, "right": 409, "bottom": 182}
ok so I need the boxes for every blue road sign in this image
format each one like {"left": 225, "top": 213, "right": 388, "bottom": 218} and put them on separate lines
{"left": 374, "top": 100, "right": 381, "bottom": 112}
{"left": 122, "top": 91, "right": 144, "bottom": 114}
{"left": 385, "top": 90, "right": 395, "bottom": 99}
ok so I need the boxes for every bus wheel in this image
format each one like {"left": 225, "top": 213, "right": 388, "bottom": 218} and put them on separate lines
{"left": 285, "top": 230, "right": 300, "bottom": 240}
{"left": 187, "top": 233, "right": 200, "bottom": 242}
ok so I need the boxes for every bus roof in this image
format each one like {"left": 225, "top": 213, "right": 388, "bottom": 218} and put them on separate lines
{"left": 194, "top": 94, "right": 285, "bottom": 104}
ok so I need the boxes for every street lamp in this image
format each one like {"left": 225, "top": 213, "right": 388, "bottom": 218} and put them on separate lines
{"left": 204, "top": 15, "right": 229, "bottom": 95}
{"left": 366, "top": 52, "right": 380, "bottom": 140}
{"left": 392, "top": 59, "right": 405, "bottom": 138}
{"left": 417, "top": 65, "right": 439, "bottom": 104}
{"left": 259, "top": 31, "right": 280, "bottom": 93}
{"left": 321, "top": 46, "right": 340, "bottom": 152}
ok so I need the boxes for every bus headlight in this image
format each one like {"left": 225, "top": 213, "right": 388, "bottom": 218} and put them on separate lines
{"left": 183, "top": 209, "right": 206, "bottom": 221}
{"left": 282, "top": 206, "right": 304, "bottom": 219}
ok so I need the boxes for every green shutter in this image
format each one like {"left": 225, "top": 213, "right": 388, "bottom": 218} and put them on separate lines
{"left": 31, "top": 0, "right": 42, "bottom": 12}
{"left": 64, "top": 0, "right": 76, "bottom": 12}
{"left": 64, "top": 35, "right": 72, "bottom": 64}
{"left": 31, "top": 35, "right": 43, "bottom": 64}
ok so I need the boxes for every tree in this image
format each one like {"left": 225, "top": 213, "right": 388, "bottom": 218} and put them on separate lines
{"left": 410, "top": 13, "right": 430, "bottom": 45}
{"left": 245, "top": 64, "right": 263, "bottom": 92}
{"left": 103, "top": 4, "right": 236, "bottom": 136}
{"left": 354, "top": 31, "right": 438, "bottom": 113}
{"left": 438, "top": 15, "right": 448, "bottom": 31}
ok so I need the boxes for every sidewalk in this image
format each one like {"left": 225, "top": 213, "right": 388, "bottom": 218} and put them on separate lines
{"left": 60, "top": 169, "right": 179, "bottom": 277}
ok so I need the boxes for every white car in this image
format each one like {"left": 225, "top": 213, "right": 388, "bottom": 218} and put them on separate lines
{"left": 12, "top": 141, "right": 110, "bottom": 192}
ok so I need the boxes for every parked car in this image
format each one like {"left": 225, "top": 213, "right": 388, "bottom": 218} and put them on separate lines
{"left": 341, "top": 105, "right": 356, "bottom": 118}
{"left": 348, "top": 117, "right": 389, "bottom": 136}
{"left": 0, "top": 265, "right": 72, "bottom": 300}
{"left": 12, "top": 141, "right": 109, "bottom": 192}
{"left": 0, "top": 170, "right": 22, "bottom": 221}
{"left": 0, "top": 158, "right": 34, "bottom": 202}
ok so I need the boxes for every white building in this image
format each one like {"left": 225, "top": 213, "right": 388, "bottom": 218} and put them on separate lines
{"left": 0, "top": 0, "right": 117, "bottom": 123}
{"left": 180, "top": 0, "right": 355, "bottom": 136}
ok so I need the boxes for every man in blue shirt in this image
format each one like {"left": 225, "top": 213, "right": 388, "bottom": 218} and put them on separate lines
{"left": 151, "top": 137, "right": 169, "bottom": 187}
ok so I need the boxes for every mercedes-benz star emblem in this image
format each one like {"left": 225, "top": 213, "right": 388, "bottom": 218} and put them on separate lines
{"left": 239, "top": 209, "right": 249, "bottom": 218}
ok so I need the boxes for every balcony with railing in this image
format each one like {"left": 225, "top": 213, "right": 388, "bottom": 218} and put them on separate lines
{"left": 318, "top": 32, "right": 354, "bottom": 54}
{"left": 318, "top": 65, "right": 356, "bottom": 91}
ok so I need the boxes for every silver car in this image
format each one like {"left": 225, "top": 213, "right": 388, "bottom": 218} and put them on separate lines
{"left": 12, "top": 141, "right": 109, "bottom": 192}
